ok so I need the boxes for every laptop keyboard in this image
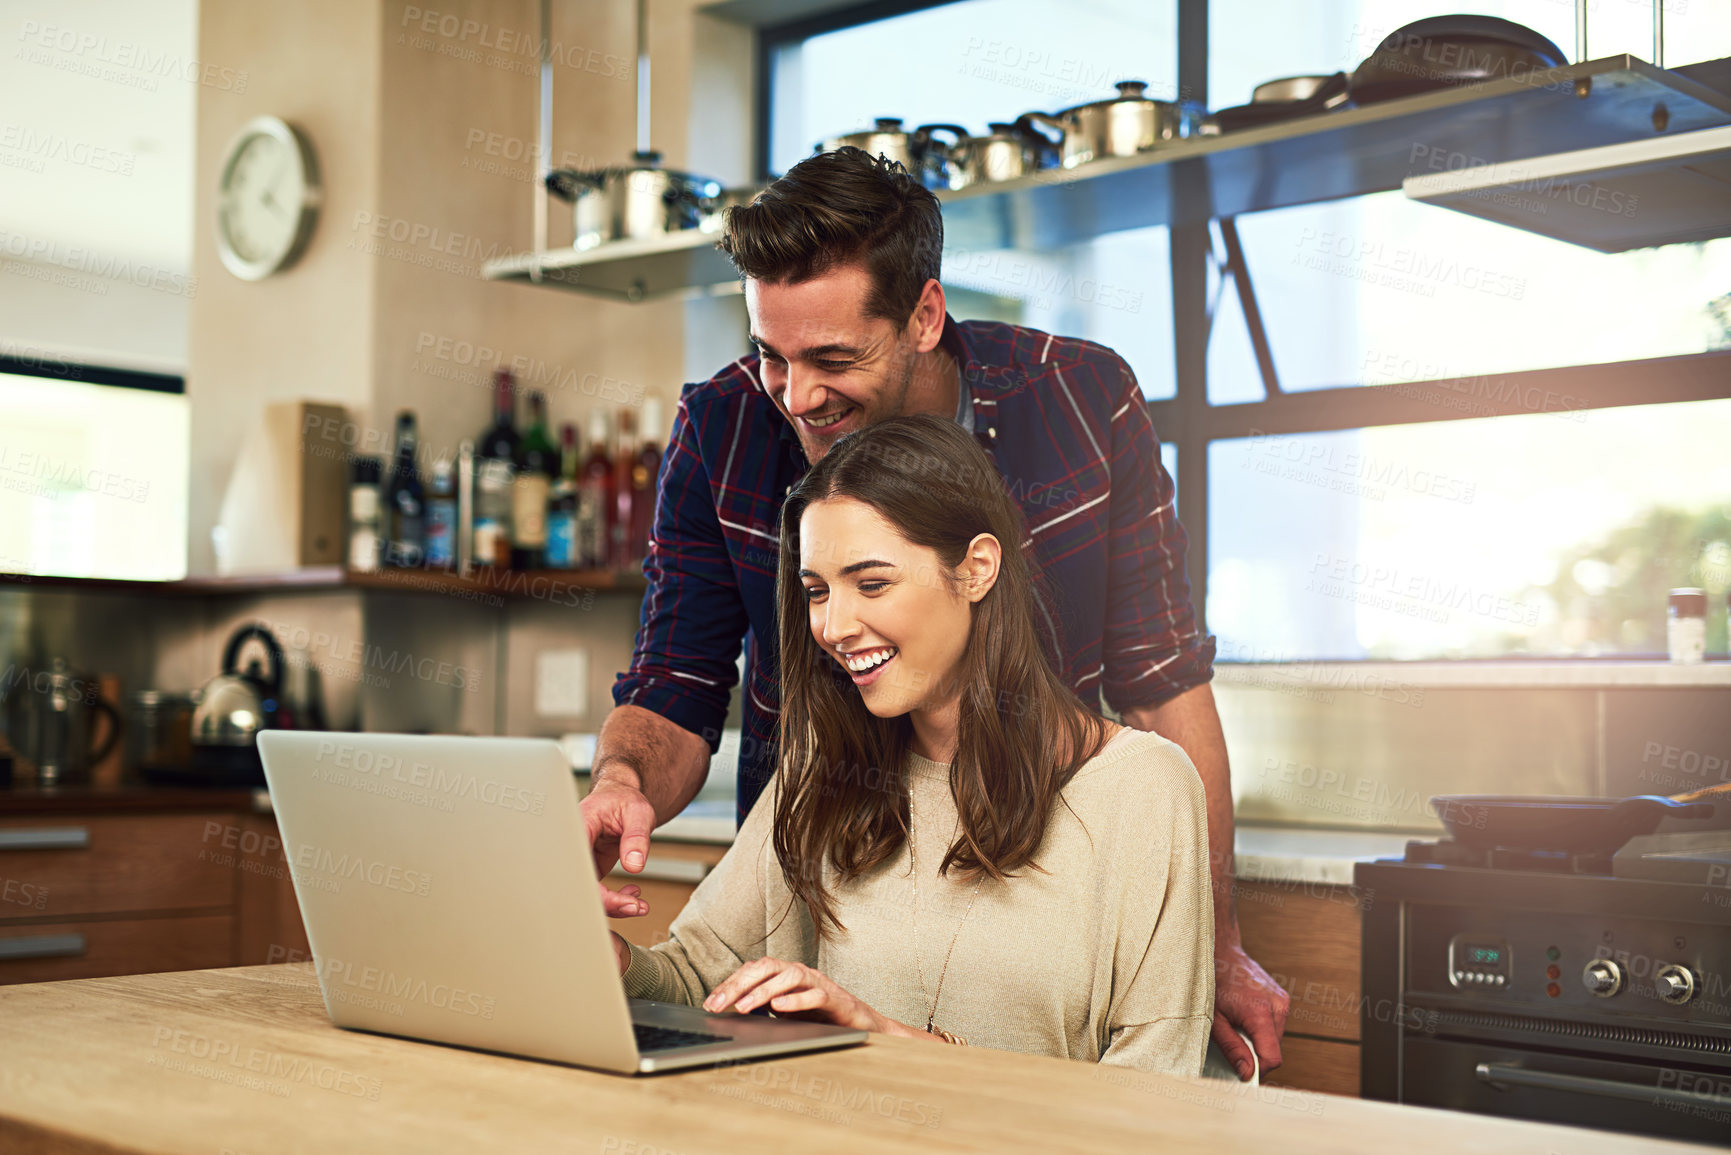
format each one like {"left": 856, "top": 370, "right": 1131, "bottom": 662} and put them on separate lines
{"left": 634, "top": 1022, "right": 731, "bottom": 1053}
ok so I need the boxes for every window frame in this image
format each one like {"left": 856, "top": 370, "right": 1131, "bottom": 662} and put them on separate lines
{"left": 755, "top": 0, "right": 1731, "bottom": 647}
{"left": 0, "top": 353, "right": 184, "bottom": 395}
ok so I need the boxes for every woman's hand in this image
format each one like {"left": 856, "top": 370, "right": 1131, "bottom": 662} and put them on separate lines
{"left": 703, "top": 957, "right": 915, "bottom": 1036}
{"left": 611, "top": 931, "right": 631, "bottom": 975}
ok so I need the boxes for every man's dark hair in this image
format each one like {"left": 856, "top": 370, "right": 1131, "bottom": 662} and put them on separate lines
{"left": 718, "top": 146, "right": 943, "bottom": 325}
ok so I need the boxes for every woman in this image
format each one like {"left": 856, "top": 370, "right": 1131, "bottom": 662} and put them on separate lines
{"left": 610, "top": 415, "right": 1214, "bottom": 1075}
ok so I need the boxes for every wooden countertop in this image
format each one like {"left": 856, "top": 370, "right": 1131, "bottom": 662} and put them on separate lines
{"left": 0, "top": 964, "right": 1719, "bottom": 1155}
{"left": 0, "top": 782, "right": 262, "bottom": 815}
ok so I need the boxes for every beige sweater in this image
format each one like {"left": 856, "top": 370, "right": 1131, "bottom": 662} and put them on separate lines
{"left": 622, "top": 728, "right": 1215, "bottom": 1076}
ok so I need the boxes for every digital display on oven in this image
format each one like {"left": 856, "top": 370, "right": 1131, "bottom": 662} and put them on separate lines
{"left": 1449, "top": 934, "right": 1512, "bottom": 989}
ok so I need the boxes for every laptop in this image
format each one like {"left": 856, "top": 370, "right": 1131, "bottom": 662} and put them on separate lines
{"left": 257, "top": 730, "right": 866, "bottom": 1074}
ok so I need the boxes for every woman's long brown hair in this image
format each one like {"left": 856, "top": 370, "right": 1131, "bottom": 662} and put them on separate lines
{"left": 773, "top": 414, "right": 1106, "bottom": 938}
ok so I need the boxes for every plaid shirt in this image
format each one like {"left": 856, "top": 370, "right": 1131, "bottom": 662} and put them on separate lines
{"left": 614, "top": 316, "right": 1215, "bottom": 824}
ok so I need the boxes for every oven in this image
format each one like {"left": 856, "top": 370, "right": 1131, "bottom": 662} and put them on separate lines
{"left": 1357, "top": 849, "right": 1731, "bottom": 1144}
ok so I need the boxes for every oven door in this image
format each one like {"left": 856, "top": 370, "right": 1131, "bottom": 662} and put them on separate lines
{"left": 1403, "top": 1036, "right": 1731, "bottom": 1143}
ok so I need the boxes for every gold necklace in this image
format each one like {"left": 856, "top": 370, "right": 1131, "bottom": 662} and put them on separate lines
{"left": 908, "top": 778, "right": 982, "bottom": 1041}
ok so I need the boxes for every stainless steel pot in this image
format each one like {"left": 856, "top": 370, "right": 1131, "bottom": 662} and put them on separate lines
{"left": 815, "top": 119, "right": 966, "bottom": 189}
{"left": 1024, "top": 80, "right": 1203, "bottom": 169}
{"left": 546, "top": 151, "right": 722, "bottom": 251}
{"left": 943, "top": 119, "right": 1057, "bottom": 190}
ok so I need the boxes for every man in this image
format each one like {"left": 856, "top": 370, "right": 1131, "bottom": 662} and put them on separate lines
{"left": 583, "top": 147, "right": 1288, "bottom": 1080}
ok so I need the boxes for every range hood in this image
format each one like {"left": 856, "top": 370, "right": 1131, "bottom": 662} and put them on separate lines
{"left": 1404, "top": 122, "right": 1731, "bottom": 253}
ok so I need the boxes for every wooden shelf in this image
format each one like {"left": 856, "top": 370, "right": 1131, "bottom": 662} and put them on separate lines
{"left": 0, "top": 566, "right": 647, "bottom": 600}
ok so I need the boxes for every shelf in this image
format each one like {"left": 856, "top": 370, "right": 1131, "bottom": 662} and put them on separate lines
{"left": 483, "top": 227, "right": 742, "bottom": 302}
{"left": 343, "top": 566, "right": 647, "bottom": 602}
{"left": 484, "top": 55, "right": 1731, "bottom": 301}
{"left": 940, "top": 55, "right": 1731, "bottom": 252}
{"left": 0, "top": 567, "right": 648, "bottom": 600}
{"left": 1404, "top": 122, "right": 1731, "bottom": 253}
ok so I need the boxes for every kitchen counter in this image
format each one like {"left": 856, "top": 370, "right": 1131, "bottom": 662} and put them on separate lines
{"left": 1, "top": 963, "right": 1718, "bottom": 1155}
{"left": 1233, "top": 827, "right": 1415, "bottom": 886}
{"left": 0, "top": 781, "right": 266, "bottom": 815}
{"left": 1215, "top": 659, "right": 1731, "bottom": 688}
{"left": 658, "top": 807, "right": 1409, "bottom": 888}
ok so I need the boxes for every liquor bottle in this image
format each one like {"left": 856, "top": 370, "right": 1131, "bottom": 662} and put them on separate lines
{"left": 425, "top": 456, "right": 456, "bottom": 569}
{"left": 346, "top": 456, "right": 383, "bottom": 573}
{"left": 545, "top": 423, "right": 580, "bottom": 570}
{"left": 456, "top": 438, "right": 475, "bottom": 574}
{"left": 512, "top": 390, "right": 556, "bottom": 570}
{"left": 612, "top": 407, "right": 637, "bottom": 570}
{"left": 627, "top": 398, "right": 664, "bottom": 564}
{"left": 578, "top": 411, "right": 615, "bottom": 570}
{"left": 473, "top": 370, "right": 520, "bottom": 567}
{"left": 383, "top": 411, "right": 425, "bottom": 568}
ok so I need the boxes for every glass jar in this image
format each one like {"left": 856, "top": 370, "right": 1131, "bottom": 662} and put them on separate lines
{"left": 1667, "top": 588, "right": 1707, "bottom": 664}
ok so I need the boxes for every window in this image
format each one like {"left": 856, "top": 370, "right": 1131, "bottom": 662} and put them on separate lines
{"left": 0, "top": 363, "right": 189, "bottom": 581}
{"left": 764, "top": 0, "right": 1731, "bottom": 661}
{"left": 1208, "top": 399, "right": 1731, "bottom": 659}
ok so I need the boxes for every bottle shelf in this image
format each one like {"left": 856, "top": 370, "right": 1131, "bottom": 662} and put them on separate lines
{"left": 0, "top": 566, "right": 648, "bottom": 600}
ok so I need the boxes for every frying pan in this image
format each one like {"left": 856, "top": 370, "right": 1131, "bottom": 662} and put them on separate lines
{"left": 1212, "top": 72, "right": 1351, "bottom": 134}
{"left": 1431, "top": 781, "right": 1731, "bottom": 855}
{"left": 1351, "top": 14, "right": 1569, "bottom": 106}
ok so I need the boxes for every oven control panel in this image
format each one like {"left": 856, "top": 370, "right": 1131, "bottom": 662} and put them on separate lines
{"left": 1407, "top": 904, "right": 1730, "bottom": 1025}
{"left": 1447, "top": 935, "right": 1511, "bottom": 988}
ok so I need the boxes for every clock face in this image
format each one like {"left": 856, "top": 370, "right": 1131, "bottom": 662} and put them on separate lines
{"left": 217, "top": 117, "right": 320, "bottom": 280}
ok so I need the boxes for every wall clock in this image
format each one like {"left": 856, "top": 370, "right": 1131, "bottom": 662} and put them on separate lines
{"left": 216, "top": 116, "right": 321, "bottom": 280}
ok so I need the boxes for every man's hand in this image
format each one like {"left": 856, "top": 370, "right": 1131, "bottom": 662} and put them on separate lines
{"left": 1212, "top": 941, "right": 1290, "bottom": 1080}
{"left": 581, "top": 775, "right": 659, "bottom": 918}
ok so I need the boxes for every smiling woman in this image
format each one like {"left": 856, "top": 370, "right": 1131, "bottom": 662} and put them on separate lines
{"left": 612, "top": 415, "right": 1216, "bottom": 1076}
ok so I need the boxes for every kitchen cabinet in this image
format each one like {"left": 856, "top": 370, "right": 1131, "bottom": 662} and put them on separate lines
{"left": 0, "top": 796, "right": 308, "bottom": 986}
{"left": 1234, "top": 879, "right": 1364, "bottom": 1097}
{"left": 604, "top": 839, "right": 728, "bottom": 949}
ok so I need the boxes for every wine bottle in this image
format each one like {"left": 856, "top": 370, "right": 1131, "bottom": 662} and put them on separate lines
{"left": 628, "top": 398, "right": 664, "bottom": 564}
{"left": 512, "top": 391, "right": 556, "bottom": 570}
{"left": 474, "top": 370, "right": 520, "bottom": 567}
{"left": 612, "top": 407, "right": 637, "bottom": 570}
{"left": 545, "top": 423, "right": 579, "bottom": 570}
{"left": 383, "top": 411, "right": 426, "bottom": 568}
{"left": 425, "top": 455, "right": 456, "bottom": 569}
{"left": 578, "top": 411, "right": 615, "bottom": 570}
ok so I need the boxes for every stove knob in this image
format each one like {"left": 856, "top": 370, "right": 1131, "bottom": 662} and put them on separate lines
{"left": 1655, "top": 964, "right": 1696, "bottom": 1005}
{"left": 1582, "top": 958, "right": 1624, "bottom": 998}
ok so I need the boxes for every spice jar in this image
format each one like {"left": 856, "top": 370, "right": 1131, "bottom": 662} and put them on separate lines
{"left": 1667, "top": 588, "right": 1706, "bottom": 664}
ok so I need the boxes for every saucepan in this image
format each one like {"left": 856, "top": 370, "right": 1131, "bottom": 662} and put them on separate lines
{"left": 546, "top": 151, "right": 723, "bottom": 251}
{"left": 816, "top": 119, "right": 968, "bottom": 189}
{"left": 942, "top": 119, "right": 1058, "bottom": 190}
{"left": 1022, "top": 80, "right": 1204, "bottom": 169}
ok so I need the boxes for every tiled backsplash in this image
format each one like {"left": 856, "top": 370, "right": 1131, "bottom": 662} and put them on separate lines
{"left": 5, "top": 582, "right": 1726, "bottom": 831}
{"left": 1216, "top": 667, "right": 1731, "bottom": 831}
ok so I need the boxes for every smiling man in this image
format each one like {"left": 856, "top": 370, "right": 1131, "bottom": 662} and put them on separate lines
{"left": 583, "top": 147, "right": 1288, "bottom": 1080}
